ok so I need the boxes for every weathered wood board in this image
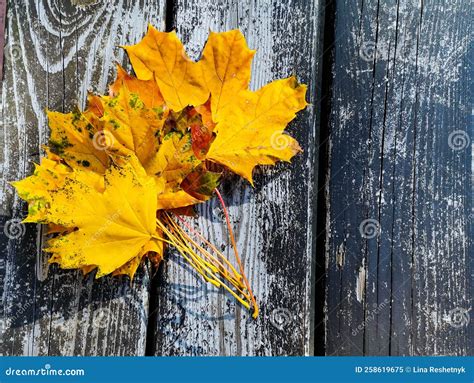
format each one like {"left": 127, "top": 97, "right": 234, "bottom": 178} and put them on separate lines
{"left": 0, "top": 0, "right": 165, "bottom": 356}
{"left": 325, "top": 0, "right": 472, "bottom": 355}
{"left": 2, "top": 0, "right": 471, "bottom": 357}
{"left": 149, "top": 0, "right": 322, "bottom": 356}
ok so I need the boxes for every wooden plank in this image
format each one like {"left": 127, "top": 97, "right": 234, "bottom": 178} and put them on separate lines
{"left": 0, "top": 0, "right": 6, "bottom": 80}
{"left": 0, "top": 0, "right": 166, "bottom": 356}
{"left": 149, "top": 0, "right": 322, "bottom": 356}
{"left": 325, "top": 0, "right": 472, "bottom": 355}
{"left": 409, "top": 0, "right": 471, "bottom": 356}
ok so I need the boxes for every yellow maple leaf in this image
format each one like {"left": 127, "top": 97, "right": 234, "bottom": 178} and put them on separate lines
{"left": 200, "top": 30, "right": 255, "bottom": 119}
{"left": 45, "top": 162, "right": 159, "bottom": 278}
{"left": 98, "top": 89, "right": 205, "bottom": 210}
{"left": 206, "top": 77, "right": 306, "bottom": 183}
{"left": 12, "top": 153, "right": 104, "bottom": 223}
{"left": 124, "top": 25, "right": 208, "bottom": 111}
{"left": 124, "top": 28, "right": 307, "bottom": 183}
{"left": 47, "top": 108, "right": 109, "bottom": 173}
{"left": 12, "top": 157, "right": 70, "bottom": 223}
{"left": 112, "top": 237, "right": 164, "bottom": 277}
{"left": 100, "top": 83, "right": 166, "bottom": 166}
{"left": 200, "top": 31, "right": 307, "bottom": 183}
{"left": 145, "top": 131, "right": 197, "bottom": 188}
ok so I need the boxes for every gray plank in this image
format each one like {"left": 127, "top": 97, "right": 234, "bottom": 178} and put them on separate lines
{"left": 0, "top": 0, "right": 165, "bottom": 356}
{"left": 150, "top": 0, "right": 322, "bottom": 356}
{"left": 325, "top": 0, "right": 472, "bottom": 355}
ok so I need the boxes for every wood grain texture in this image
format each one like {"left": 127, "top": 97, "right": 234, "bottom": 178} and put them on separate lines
{"left": 149, "top": 0, "right": 322, "bottom": 356}
{"left": 3, "top": 0, "right": 469, "bottom": 358}
{"left": 325, "top": 0, "right": 472, "bottom": 355}
{"left": 0, "top": 0, "right": 165, "bottom": 356}
{"left": 0, "top": 0, "right": 6, "bottom": 80}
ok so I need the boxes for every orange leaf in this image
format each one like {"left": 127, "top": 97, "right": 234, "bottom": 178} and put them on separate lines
{"left": 109, "top": 64, "right": 165, "bottom": 109}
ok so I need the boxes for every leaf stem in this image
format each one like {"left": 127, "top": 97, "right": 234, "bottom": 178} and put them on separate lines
{"left": 155, "top": 208, "right": 258, "bottom": 316}
{"left": 214, "top": 188, "right": 259, "bottom": 318}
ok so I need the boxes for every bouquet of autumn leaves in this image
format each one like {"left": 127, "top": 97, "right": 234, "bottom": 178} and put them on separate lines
{"left": 13, "top": 26, "right": 307, "bottom": 317}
